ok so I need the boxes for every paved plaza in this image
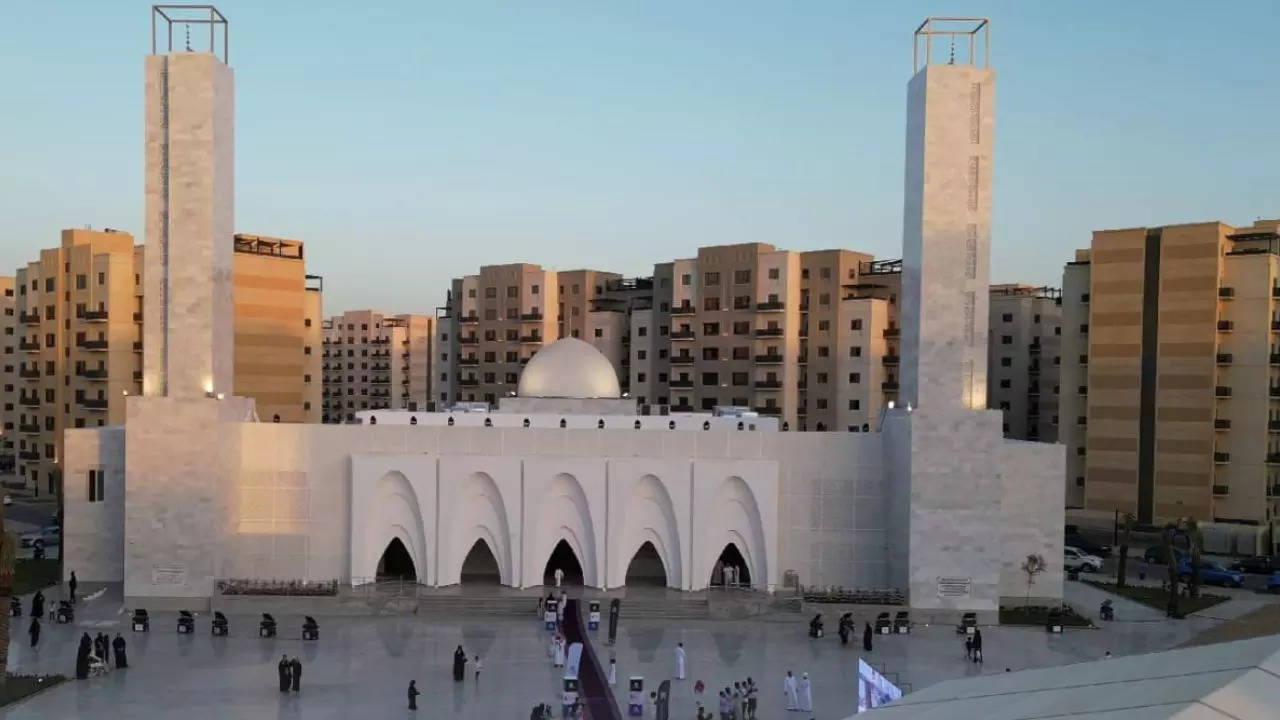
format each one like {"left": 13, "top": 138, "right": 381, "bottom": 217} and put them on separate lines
{"left": 7, "top": 581, "right": 1275, "bottom": 719}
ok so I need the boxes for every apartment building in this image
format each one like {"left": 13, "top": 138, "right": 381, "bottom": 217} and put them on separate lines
{"left": 11, "top": 228, "right": 142, "bottom": 496}
{"left": 1059, "top": 218, "right": 1280, "bottom": 537}
{"left": 5, "top": 229, "right": 323, "bottom": 495}
{"left": 321, "top": 310, "right": 435, "bottom": 423}
{"left": 232, "top": 234, "right": 323, "bottom": 423}
{"left": 988, "top": 284, "right": 1063, "bottom": 442}
{"left": 0, "top": 276, "right": 15, "bottom": 473}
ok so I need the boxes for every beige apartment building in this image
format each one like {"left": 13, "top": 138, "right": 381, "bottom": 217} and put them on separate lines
{"left": 232, "top": 234, "right": 323, "bottom": 423}
{"left": 1, "top": 276, "right": 16, "bottom": 472}
{"left": 1059, "top": 218, "right": 1280, "bottom": 539}
{"left": 321, "top": 310, "right": 435, "bottom": 423}
{"left": 5, "top": 229, "right": 322, "bottom": 495}
{"left": 988, "top": 284, "right": 1063, "bottom": 442}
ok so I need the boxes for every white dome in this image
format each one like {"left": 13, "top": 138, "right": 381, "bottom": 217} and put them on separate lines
{"left": 517, "top": 338, "right": 621, "bottom": 399}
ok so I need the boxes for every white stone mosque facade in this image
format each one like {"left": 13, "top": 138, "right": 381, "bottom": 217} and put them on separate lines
{"left": 63, "top": 17, "right": 1064, "bottom": 620}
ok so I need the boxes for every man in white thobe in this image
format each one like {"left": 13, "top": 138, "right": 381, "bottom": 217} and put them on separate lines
{"left": 554, "top": 567, "right": 564, "bottom": 588}
{"left": 783, "top": 671, "right": 799, "bottom": 711}
{"left": 798, "top": 672, "right": 812, "bottom": 712}
{"left": 674, "top": 642, "right": 686, "bottom": 679}
{"left": 554, "top": 636, "right": 566, "bottom": 667}
{"left": 607, "top": 658, "right": 617, "bottom": 686}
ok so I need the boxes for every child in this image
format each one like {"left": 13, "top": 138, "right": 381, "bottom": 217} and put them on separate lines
{"left": 474, "top": 655, "right": 483, "bottom": 682}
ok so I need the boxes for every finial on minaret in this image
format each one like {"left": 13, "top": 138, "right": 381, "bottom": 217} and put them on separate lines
{"left": 948, "top": 36, "right": 956, "bottom": 65}
{"left": 184, "top": 23, "right": 192, "bottom": 51}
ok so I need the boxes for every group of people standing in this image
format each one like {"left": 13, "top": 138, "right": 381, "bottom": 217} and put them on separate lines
{"left": 824, "top": 612, "right": 875, "bottom": 652}
{"left": 75, "top": 632, "right": 126, "bottom": 679}
{"left": 964, "top": 630, "right": 985, "bottom": 663}
{"left": 277, "top": 655, "right": 303, "bottom": 692}
{"left": 706, "top": 677, "right": 759, "bottom": 719}
{"left": 782, "top": 671, "right": 814, "bottom": 713}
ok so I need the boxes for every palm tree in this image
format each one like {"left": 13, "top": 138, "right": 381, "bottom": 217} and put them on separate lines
{"left": 1115, "top": 512, "right": 1135, "bottom": 589}
{"left": 0, "top": 500, "right": 14, "bottom": 689}
{"left": 1021, "top": 553, "right": 1047, "bottom": 607}
{"left": 1179, "top": 517, "right": 1203, "bottom": 599}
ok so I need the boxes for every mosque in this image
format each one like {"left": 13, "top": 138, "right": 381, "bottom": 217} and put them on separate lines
{"left": 62, "top": 15, "right": 1063, "bottom": 621}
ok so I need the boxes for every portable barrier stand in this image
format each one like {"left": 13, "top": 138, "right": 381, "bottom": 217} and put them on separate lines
{"left": 561, "top": 676, "right": 579, "bottom": 718}
{"left": 132, "top": 609, "right": 150, "bottom": 632}
{"left": 177, "top": 610, "right": 195, "bottom": 634}
{"left": 628, "top": 676, "right": 644, "bottom": 717}
{"left": 544, "top": 600, "right": 558, "bottom": 631}
{"left": 588, "top": 600, "right": 601, "bottom": 631}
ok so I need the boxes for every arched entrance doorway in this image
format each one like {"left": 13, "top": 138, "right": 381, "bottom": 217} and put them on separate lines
{"left": 460, "top": 538, "right": 502, "bottom": 584}
{"left": 625, "top": 541, "right": 668, "bottom": 587}
{"left": 711, "top": 543, "right": 751, "bottom": 587}
{"left": 376, "top": 537, "right": 417, "bottom": 581}
{"left": 543, "top": 539, "right": 584, "bottom": 586}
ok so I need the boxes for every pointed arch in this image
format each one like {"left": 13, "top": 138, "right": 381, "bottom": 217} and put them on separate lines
{"left": 620, "top": 474, "right": 681, "bottom": 588}
{"left": 449, "top": 472, "right": 513, "bottom": 585}
{"left": 625, "top": 540, "right": 669, "bottom": 587}
{"left": 460, "top": 537, "right": 502, "bottom": 584}
{"left": 532, "top": 473, "right": 600, "bottom": 587}
{"left": 701, "top": 476, "right": 767, "bottom": 589}
{"left": 358, "top": 471, "right": 426, "bottom": 584}
{"left": 377, "top": 537, "right": 417, "bottom": 580}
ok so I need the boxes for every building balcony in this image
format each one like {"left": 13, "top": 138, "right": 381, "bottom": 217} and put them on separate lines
{"left": 133, "top": 311, "right": 143, "bottom": 322}
{"left": 1271, "top": 386, "right": 1280, "bottom": 398}
{"left": 19, "top": 311, "right": 39, "bottom": 325}
{"left": 669, "top": 379, "right": 694, "bottom": 389}
{"left": 370, "top": 378, "right": 390, "bottom": 385}
{"left": 1078, "top": 385, "right": 1088, "bottom": 395}
{"left": 1271, "top": 320, "right": 1280, "bottom": 332}
{"left": 752, "top": 406, "right": 781, "bottom": 416}
{"left": 458, "top": 315, "right": 479, "bottom": 325}
{"left": 669, "top": 303, "right": 695, "bottom": 316}
{"left": 458, "top": 378, "right": 479, "bottom": 387}
{"left": 371, "top": 364, "right": 390, "bottom": 372}
{"left": 1028, "top": 343, "right": 1042, "bottom": 355}
{"left": 79, "top": 339, "right": 108, "bottom": 351}
{"left": 1218, "top": 287, "right": 1235, "bottom": 300}
{"left": 756, "top": 301, "right": 785, "bottom": 312}
{"left": 1213, "top": 451, "right": 1230, "bottom": 463}
{"left": 1028, "top": 365, "right": 1041, "bottom": 375}
{"left": 670, "top": 330, "right": 696, "bottom": 340}
{"left": 1268, "top": 453, "right": 1280, "bottom": 465}
{"left": 79, "top": 397, "right": 109, "bottom": 410}
{"left": 882, "top": 354, "right": 900, "bottom": 366}
{"left": 18, "top": 450, "right": 39, "bottom": 461}
{"left": 133, "top": 370, "right": 142, "bottom": 381}
{"left": 754, "top": 380, "right": 782, "bottom": 389}
{"left": 669, "top": 404, "right": 695, "bottom": 412}
{"left": 797, "top": 355, "right": 808, "bottom": 364}
{"left": 1269, "top": 485, "right": 1280, "bottom": 498}
{"left": 458, "top": 357, "right": 480, "bottom": 366}
{"left": 882, "top": 381, "right": 900, "bottom": 391}
{"left": 1212, "top": 484, "right": 1229, "bottom": 496}
{"left": 1214, "top": 418, "right": 1231, "bottom": 430}
{"left": 753, "top": 327, "right": 784, "bottom": 338}
{"left": 1215, "top": 385, "right": 1232, "bottom": 398}
{"left": 1270, "top": 420, "right": 1280, "bottom": 433}
{"left": 133, "top": 341, "right": 143, "bottom": 352}
{"left": 1217, "top": 320, "right": 1233, "bottom": 332}
{"left": 1079, "top": 354, "right": 1089, "bottom": 365}
{"left": 18, "top": 340, "right": 40, "bottom": 352}
{"left": 18, "top": 367, "right": 39, "bottom": 379}
{"left": 519, "top": 335, "right": 543, "bottom": 344}
{"left": 670, "top": 355, "right": 695, "bottom": 365}
{"left": 754, "top": 354, "right": 783, "bottom": 364}
{"left": 459, "top": 336, "right": 479, "bottom": 345}
{"left": 369, "top": 338, "right": 390, "bottom": 345}
{"left": 18, "top": 423, "right": 40, "bottom": 434}
{"left": 80, "top": 309, "right": 108, "bottom": 322}
{"left": 78, "top": 368, "right": 108, "bottom": 381}
{"left": 519, "top": 312, "right": 544, "bottom": 322}
{"left": 1028, "top": 385, "right": 1040, "bottom": 396}
{"left": 1216, "top": 353, "right": 1232, "bottom": 364}
{"left": 883, "top": 328, "right": 900, "bottom": 339}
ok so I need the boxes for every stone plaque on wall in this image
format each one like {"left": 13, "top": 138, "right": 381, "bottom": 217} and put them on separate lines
{"left": 152, "top": 562, "right": 188, "bottom": 586}
{"left": 967, "top": 156, "right": 980, "bottom": 211}
{"left": 969, "top": 83, "right": 982, "bottom": 144}
{"left": 937, "top": 576, "right": 972, "bottom": 598}
{"left": 963, "top": 292, "right": 976, "bottom": 346}
{"left": 965, "top": 224, "right": 978, "bottom": 280}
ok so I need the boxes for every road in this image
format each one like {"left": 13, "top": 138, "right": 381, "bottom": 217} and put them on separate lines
{"left": 1077, "top": 546, "right": 1277, "bottom": 595}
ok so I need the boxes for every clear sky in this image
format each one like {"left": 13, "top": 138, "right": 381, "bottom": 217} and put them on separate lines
{"left": 3, "top": 1, "right": 1277, "bottom": 314}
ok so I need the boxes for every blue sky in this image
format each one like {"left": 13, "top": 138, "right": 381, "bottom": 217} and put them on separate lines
{"left": 3, "top": 1, "right": 1277, "bottom": 314}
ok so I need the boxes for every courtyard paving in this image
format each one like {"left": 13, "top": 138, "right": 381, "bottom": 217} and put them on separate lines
{"left": 2, "top": 581, "right": 1260, "bottom": 719}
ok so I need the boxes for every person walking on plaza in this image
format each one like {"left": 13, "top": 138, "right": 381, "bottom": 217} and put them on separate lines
{"left": 68, "top": 571, "right": 78, "bottom": 604}
{"left": 863, "top": 622, "right": 873, "bottom": 652}
{"left": 554, "top": 635, "right": 566, "bottom": 668}
{"left": 783, "top": 671, "right": 799, "bottom": 711}
{"left": 407, "top": 680, "right": 420, "bottom": 710}
{"left": 675, "top": 641, "right": 686, "bottom": 680}
{"left": 28, "top": 616, "right": 40, "bottom": 647}
{"left": 453, "top": 645, "right": 467, "bottom": 681}
{"left": 607, "top": 657, "right": 617, "bottom": 686}
{"left": 30, "top": 589, "right": 44, "bottom": 619}
{"left": 972, "top": 629, "right": 984, "bottom": 664}
{"left": 537, "top": 595, "right": 544, "bottom": 618}
{"left": 797, "top": 672, "right": 813, "bottom": 712}
{"left": 964, "top": 634, "right": 973, "bottom": 660}
{"left": 278, "top": 655, "right": 291, "bottom": 692}
{"left": 93, "top": 633, "right": 107, "bottom": 667}
{"left": 290, "top": 656, "right": 302, "bottom": 692}
{"left": 747, "top": 677, "right": 759, "bottom": 720}
{"left": 112, "top": 634, "right": 128, "bottom": 668}
{"left": 76, "top": 633, "right": 92, "bottom": 679}
{"left": 474, "top": 655, "right": 483, "bottom": 682}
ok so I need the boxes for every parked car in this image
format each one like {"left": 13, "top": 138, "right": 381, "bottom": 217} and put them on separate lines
{"left": 1143, "top": 546, "right": 1186, "bottom": 565}
{"left": 1178, "top": 559, "right": 1244, "bottom": 588}
{"left": 1229, "top": 556, "right": 1278, "bottom": 575}
{"left": 1, "top": 494, "right": 10, "bottom": 506}
{"left": 1065, "top": 532, "right": 1111, "bottom": 557}
{"left": 1064, "top": 546, "right": 1103, "bottom": 572}
{"left": 1267, "top": 572, "right": 1280, "bottom": 593}
{"left": 19, "top": 525, "right": 60, "bottom": 549}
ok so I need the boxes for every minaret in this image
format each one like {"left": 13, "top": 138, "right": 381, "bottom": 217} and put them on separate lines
{"left": 143, "top": 6, "right": 235, "bottom": 399}
{"left": 900, "top": 18, "right": 994, "bottom": 411}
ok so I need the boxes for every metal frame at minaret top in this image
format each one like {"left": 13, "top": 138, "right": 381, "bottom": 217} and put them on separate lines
{"left": 151, "top": 5, "right": 229, "bottom": 63}
{"left": 913, "top": 17, "right": 989, "bottom": 73}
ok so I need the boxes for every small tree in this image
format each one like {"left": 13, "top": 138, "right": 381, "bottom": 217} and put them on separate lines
{"left": 1021, "top": 553, "right": 1047, "bottom": 606}
{"left": 1115, "top": 512, "right": 1135, "bottom": 589}
{"left": 1179, "top": 517, "right": 1203, "bottom": 599}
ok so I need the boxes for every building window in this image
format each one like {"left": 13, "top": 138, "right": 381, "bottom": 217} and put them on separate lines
{"left": 817, "top": 373, "right": 828, "bottom": 384}
{"left": 849, "top": 373, "right": 860, "bottom": 383}
{"left": 819, "top": 267, "right": 831, "bottom": 279}
{"left": 732, "top": 346, "right": 749, "bottom": 360}
{"left": 818, "top": 293, "right": 830, "bottom": 306}
{"left": 532, "top": 285, "right": 539, "bottom": 295}
{"left": 1002, "top": 313, "right": 1012, "bottom": 322}
{"left": 484, "top": 287, "right": 497, "bottom": 299}
{"left": 848, "top": 399, "right": 860, "bottom": 410}
{"left": 851, "top": 319, "right": 862, "bottom": 330}
{"left": 734, "top": 270, "right": 751, "bottom": 284}
{"left": 818, "top": 346, "right": 829, "bottom": 357}
{"left": 733, "top": 321, "right": 749, "bottom": 335}
{"left": 999, "top": 379, "right": 1011, "bottom": 388}
{"left": 702, "top": 347, "right": 719, "bottom": 361}
{"left": 732, "top": 372, "right": 748, "bottom": 386}
{"left": 637, "top": 372, "right": 646, "bottom": 383}
{"left": 703, "top": 323, "right": 719, "bottom": 335}
{"left": 594, "top": 328, "right": 603, "bottom": 338}
{"left": 702, "top": 372, "right": 719, "bottom": 385}
{"left": 637, "top": 327, "right": 647, "bottom": 337}
{"left": 637, "top": 350, "right": 647, "bottom": 360}
{"left": 87, "top": 469, "right": 104, "bottom": 502}
{"left": 703, "top": 297, "right": 721, "bottom": 311}
{"left": 303, "top": 346, "right": 311, "bottom": 355}
{"left": 816, "top": 398, "right": 827, "bottom": 409}
{"left": 768, "top": 268, "right": 779, "bottom": 280}
{"left": 704, "top": 272, "right": 720, "bottom": 286}
{"left": 817, "top": 320, "right": 829, "bottom": 331}
{"left": 304, "top": 318, "right": 312, "bottom": 327}
{"left": 849, "top": 346, "right": 861, "bottom": 358}
{"left": 1001, "top": 357, "right": 1012, "bottom": 367}
{"left": 681, "top": 274, "right": 691, "bottom": 286}
{"left": 75, "top": 274, "right": 87, "bottom": 290}
{"left": 1001, "top": 335, "right": 1012, "bottom": 344}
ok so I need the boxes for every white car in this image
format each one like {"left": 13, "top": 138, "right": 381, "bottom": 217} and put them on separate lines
{"left": 1065, "top": 546, "right": 1103, "bottom": 572}
{"left": 20, "top": 525, "right": 60, "bottom": 549}
{"left": 1, "top": 494, "right": 10, "bottom": 506}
